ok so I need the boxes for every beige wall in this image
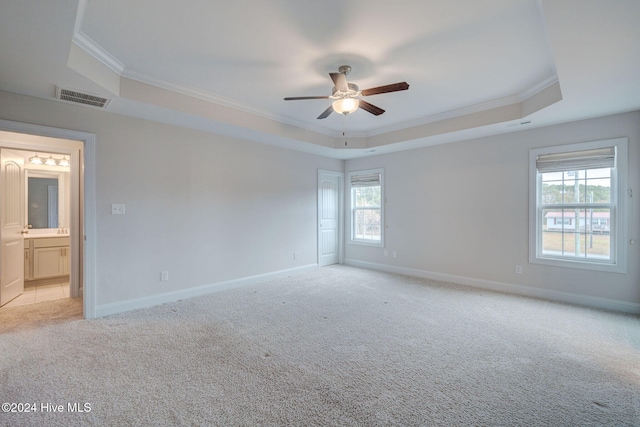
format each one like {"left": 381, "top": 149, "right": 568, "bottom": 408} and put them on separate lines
{"left": 346, "top": 111, "right": 640, "bottom": 308}
{"left": 0, "top": 91, "right": 343, "bottom": 310}
{"left": 2, "top": 89, "right": 638, "bottom": 313}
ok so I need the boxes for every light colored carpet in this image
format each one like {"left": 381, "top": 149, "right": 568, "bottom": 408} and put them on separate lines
{"left": 1, "top": 265, "right": 639, "bottom": 426}
{"left": 0, "top": 297, "right": 82, "bottom": 334}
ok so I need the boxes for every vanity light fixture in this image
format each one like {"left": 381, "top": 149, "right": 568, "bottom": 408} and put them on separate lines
{"left": 28, "top": 154, "right": 44, "bottom": 165}
{"left": 28, "top": 153, "right": 70, "bottom": 167}
{"left": 44, "top": 155, "right": 57, "bottom": 166}
{"left": 57, "top": 156, "right": 70, "bottom": 167}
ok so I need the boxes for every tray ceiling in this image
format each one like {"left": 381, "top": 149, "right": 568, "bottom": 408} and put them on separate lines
{"left": 0, "top": 0, "right": 638, "bottom": 158}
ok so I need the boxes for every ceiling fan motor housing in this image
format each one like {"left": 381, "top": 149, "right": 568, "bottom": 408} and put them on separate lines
{"left": 332, "top": 83, "right": 360, "bottom": 99}
{"left": 284, "top": 65, "right": 409, "bottom": 119}
{"left": 338, "top": 65, "right": 352, "bottom": 75}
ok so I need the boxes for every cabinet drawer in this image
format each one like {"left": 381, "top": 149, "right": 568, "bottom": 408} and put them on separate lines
{"left": 33, "top": 237, "right": 70, "bottom": 248}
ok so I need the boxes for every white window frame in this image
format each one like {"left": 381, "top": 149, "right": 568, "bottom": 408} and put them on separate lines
{"left": 348, "top": 168, "right": 384, "bottom": 247}
{"left": 528, "top": 138, "right": 628, "bottom": 273}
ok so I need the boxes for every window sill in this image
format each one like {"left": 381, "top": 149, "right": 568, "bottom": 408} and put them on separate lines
{"left": 529, "top": 254, "right": 626, "bottom": 274}
{"left": 349, "top": 240, "right": 384, "bottom": 248}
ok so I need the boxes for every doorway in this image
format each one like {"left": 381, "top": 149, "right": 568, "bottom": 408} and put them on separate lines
{"left": 1, "top": 148, "right": 73, "bottom": 308}
{"left": 318, "top": 170, "right": 344, "bottom": 266}
{"left": 0, "top": 119, "right": 96, "bottom": 319}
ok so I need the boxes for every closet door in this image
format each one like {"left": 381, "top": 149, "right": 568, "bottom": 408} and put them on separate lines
{"left": 318, "top": 171, "right": 342, "bottom": 266}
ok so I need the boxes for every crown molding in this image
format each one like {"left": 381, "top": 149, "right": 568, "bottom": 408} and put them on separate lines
{"left": 73, "top": 0, "right": 88, "bottom": 34}
{"left": 121, "top": 67, "right": 337, "bottom": 138}
{"left": 365, "top": 74, "right": 559, "bottom": 138}
{"left": 69, "top": 28, "right": 560, "bottom": 146}
{"left": 70, "top": 30, "right": 338, "bottom": 136}
{"left": 365, "top": 95, "right": 519, "bottom": 137}
{"left": 72, "top": 32, "right": 125, "bottom": 75}
{"left": 518, "top": 75, "right": 559, "bottom": 101}
{"left": 122, "top": 69, "right": 268, "bottom": 118}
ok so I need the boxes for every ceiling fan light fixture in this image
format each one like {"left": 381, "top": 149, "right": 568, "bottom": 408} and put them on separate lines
{"left": 284, "top": 66, "right": 408, "bottom": 119}
{"left": 332, "top": 98, "right": 359, "bottom": 115}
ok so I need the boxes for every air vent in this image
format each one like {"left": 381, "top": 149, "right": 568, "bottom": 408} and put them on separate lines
{"left": 55, "top": 86, "right": 110, "bottom": 109}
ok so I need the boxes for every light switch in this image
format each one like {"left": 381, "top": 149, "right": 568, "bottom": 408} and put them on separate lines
{"left": 112, "top": 204, "right": 125, "bottom": 215}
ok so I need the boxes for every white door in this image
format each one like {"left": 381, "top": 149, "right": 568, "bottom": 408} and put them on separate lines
{"left": 318, "top": 171, "right": 342, "bottom": 266}
{"left": 0, "top": 149, "right": 25, "bottom": 306}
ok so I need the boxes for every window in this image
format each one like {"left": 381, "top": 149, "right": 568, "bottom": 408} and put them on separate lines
{"left": 349, "top": 169, "right": 383, "bottom": 246}
{"left": 529, "top": 138, "right": 628, "bottom": 273}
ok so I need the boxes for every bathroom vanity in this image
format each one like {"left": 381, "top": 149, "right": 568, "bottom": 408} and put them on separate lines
{"left": 24, "top": 235, "right": 70, "bottom": 284}
{"left": 22, "top": 162, "right": 71, "bottom": 285}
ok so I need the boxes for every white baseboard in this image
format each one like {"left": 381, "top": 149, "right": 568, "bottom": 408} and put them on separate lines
{"left": 94, "top": 264, "right": 319, "bottom": 318}
{"left": 344, "top": 259, "right": 640, "bottom": 314}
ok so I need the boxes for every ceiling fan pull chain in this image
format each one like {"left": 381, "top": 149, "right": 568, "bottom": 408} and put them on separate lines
{"left": 343, "top": 114, "right": 348, "bottom": 146}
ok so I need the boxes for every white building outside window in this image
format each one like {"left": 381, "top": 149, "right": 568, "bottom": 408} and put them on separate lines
{"left": 529, "top": 138, "right": 628, "bottom": 273}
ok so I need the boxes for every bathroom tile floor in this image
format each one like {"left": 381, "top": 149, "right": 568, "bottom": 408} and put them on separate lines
{"left": 1, "top": 282, "right": 70, "bottom": 308}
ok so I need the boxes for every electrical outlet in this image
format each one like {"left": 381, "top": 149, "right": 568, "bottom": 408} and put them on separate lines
{"left": 515, "top": 265, "right": 523, "bottom": 274}
{"left": 161, "top": 271, "right": 169, "bottom": 281}
{"left": 392, "top": 251, "right": 397, "bottom": 258}
{"left": 111, "top": 204, "right": 125, "bottom": 215}
{"left": 294, "top": 252, "right": 298, "bottom": 260}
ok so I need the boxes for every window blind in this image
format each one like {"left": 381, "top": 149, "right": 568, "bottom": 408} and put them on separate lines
{"left": 536, "top": 147, "right": 615, "bottom": 173}
{"left": 350, "top": 173, "right": 381, "bottom": 187}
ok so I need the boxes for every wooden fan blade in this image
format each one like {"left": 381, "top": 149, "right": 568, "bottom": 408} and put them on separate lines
{"left": 284, "top": 96, "right": 330, "bottom": 101}
{"left": 329, "top": 72, "right": 349, "bottom": 92}
{"left": 361, "top": 82, "right": 409, "bottom": 96}
{"left": 359, "top": 100, "right": 385, "bottom": 116}
{"left": 317, "top": 105, "right": 334, "bottom": 119}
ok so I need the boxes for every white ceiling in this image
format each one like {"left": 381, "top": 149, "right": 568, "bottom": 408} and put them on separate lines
{"left": 0, "top": 0, "right": 638, "bottom": 159}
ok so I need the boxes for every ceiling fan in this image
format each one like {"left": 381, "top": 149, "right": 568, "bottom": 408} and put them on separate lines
{"left": 284, "top": 65, "right": 409, "bottom": 119}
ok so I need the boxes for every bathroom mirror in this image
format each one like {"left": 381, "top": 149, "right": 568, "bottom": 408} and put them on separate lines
{"left": 28, "top": 176, "right": 58, "bottom": 228}
{"left": 26, "top": 170, "right": 68, "bottom": 230}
